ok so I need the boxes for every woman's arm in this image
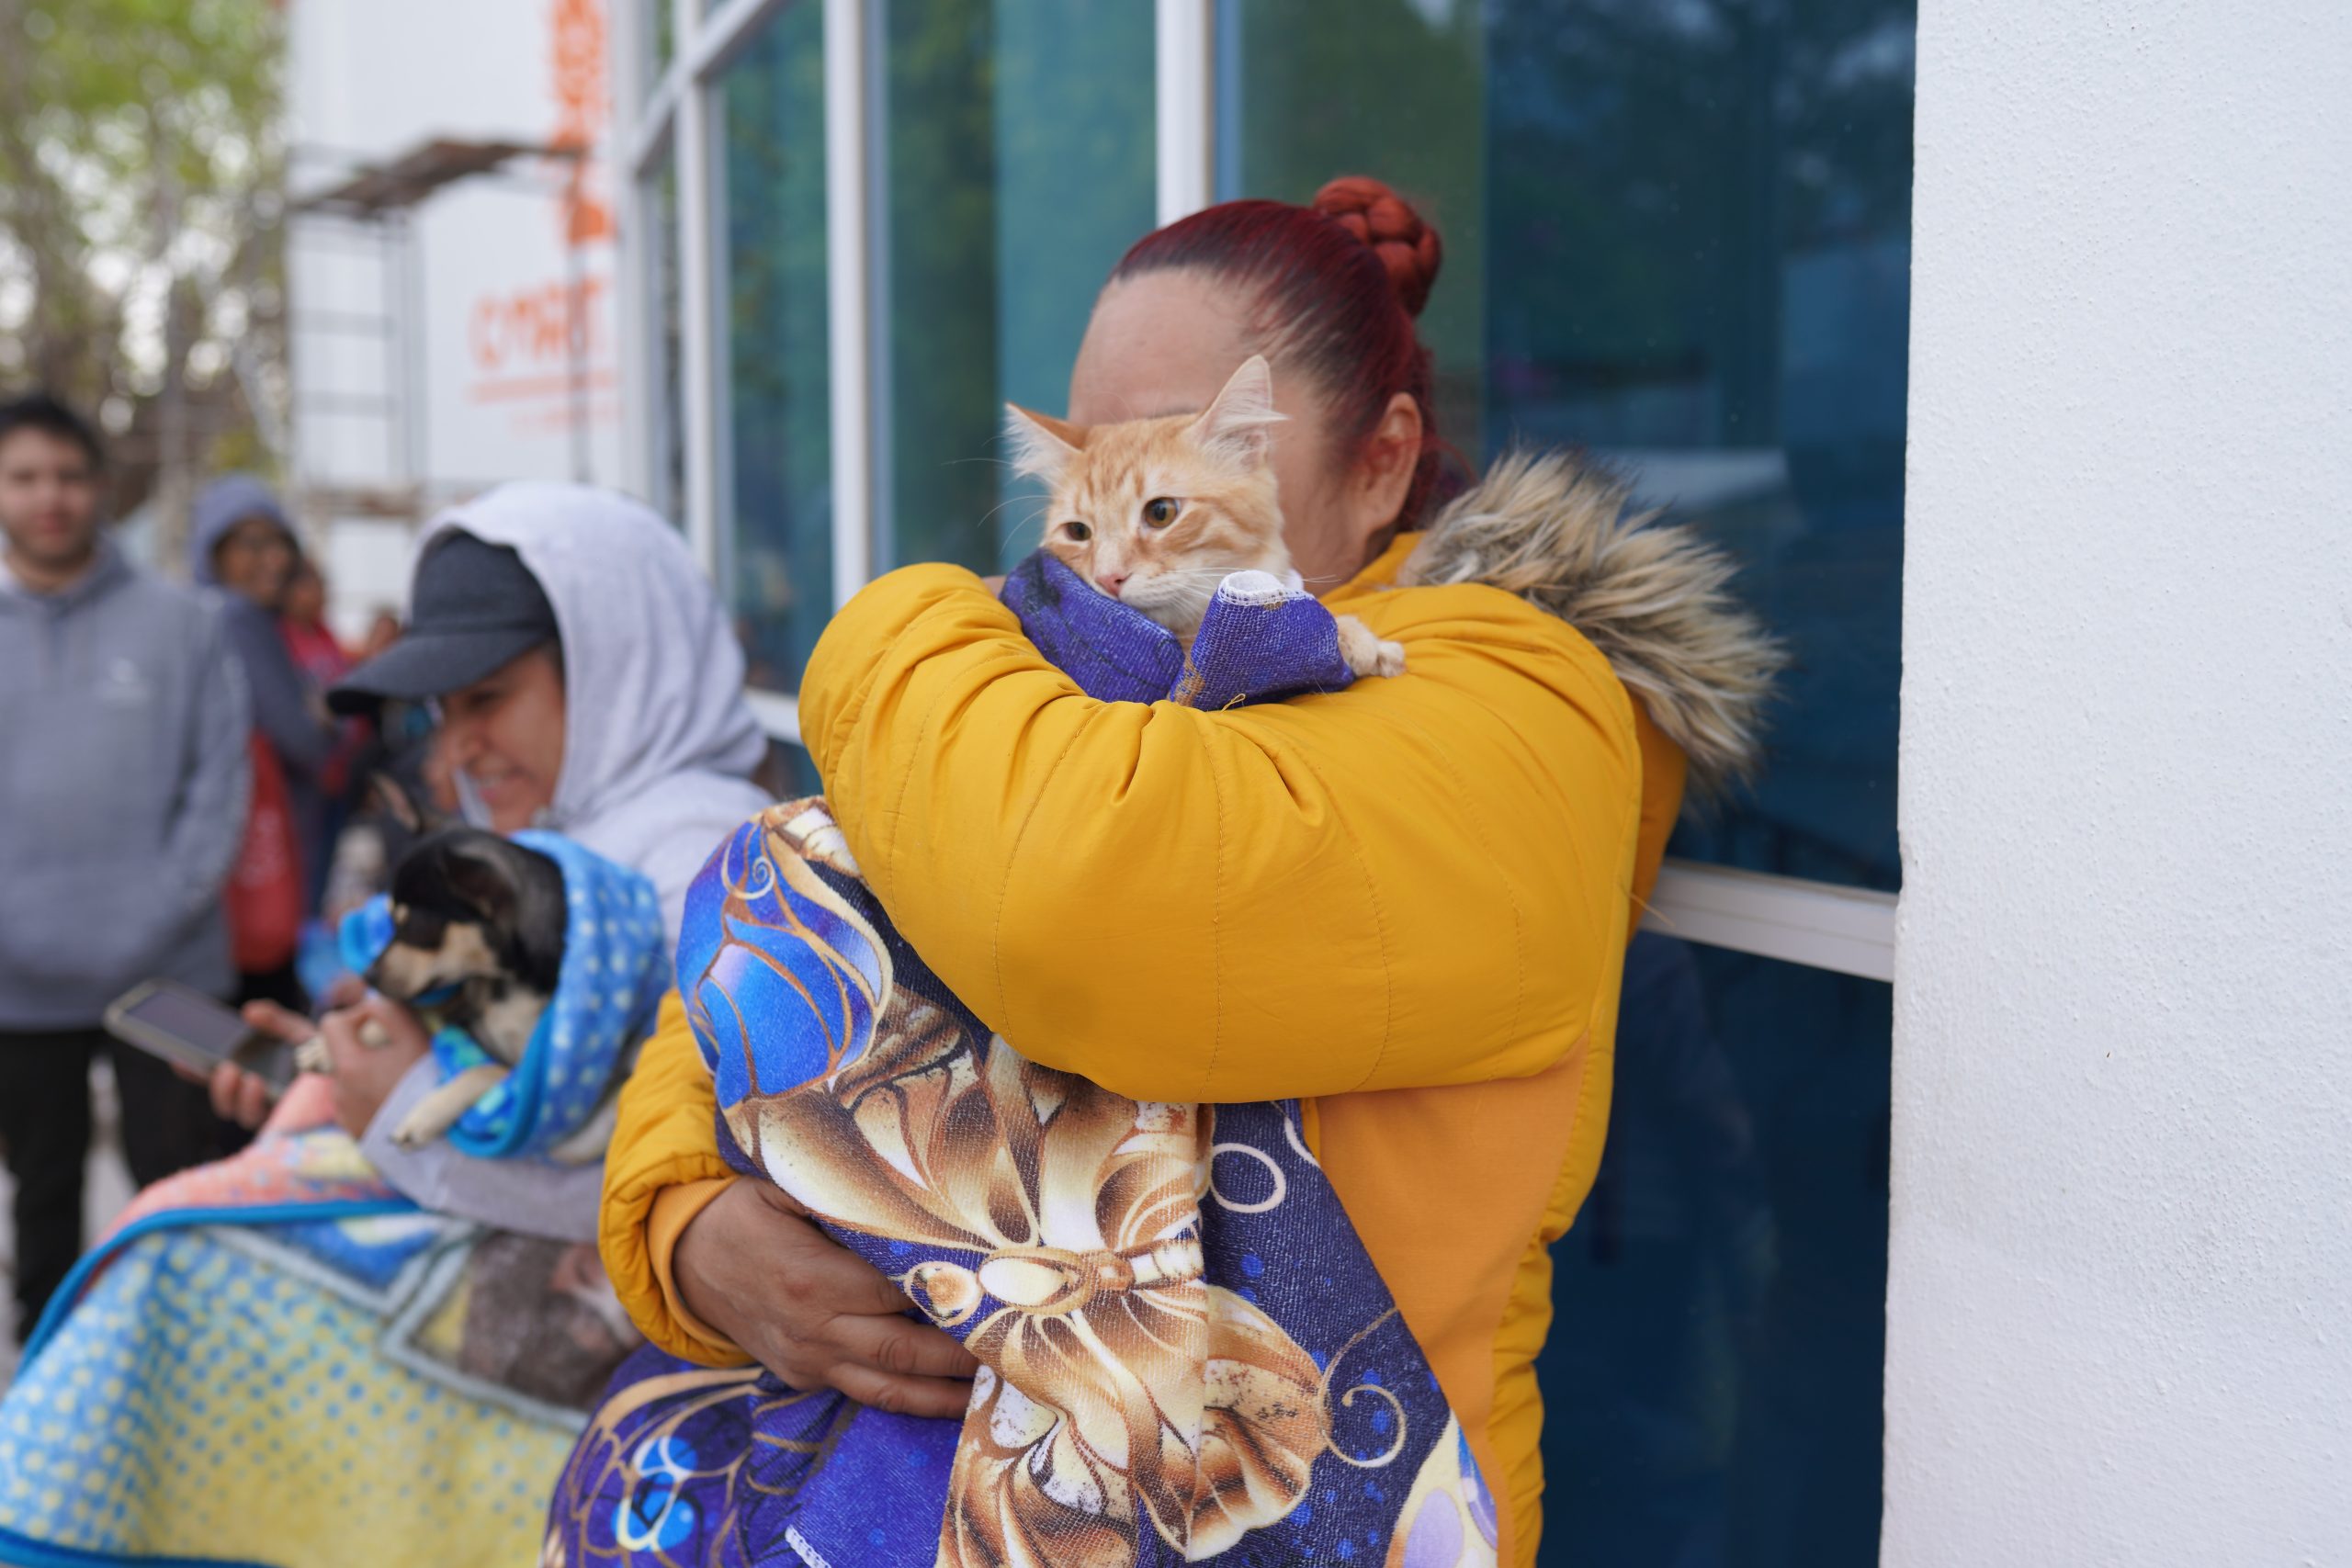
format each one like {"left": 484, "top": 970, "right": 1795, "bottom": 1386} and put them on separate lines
{"left": 602, "top": 992, "right": 743, "bottom": 1361}
{"left": 227, "top": 603, "right": 335, "bottom": 779}
{"left": 604, "top": 993, "right": 980, "bottom": 1414}
{"left": 800, "top": 565, "right": 1646, "bottom": 1104}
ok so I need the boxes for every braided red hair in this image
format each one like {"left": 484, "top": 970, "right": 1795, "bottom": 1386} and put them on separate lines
{"left": 1312, "top": 175, "right": 1444, "bottom": 320}
{"left": 1110, "top": 176, "right": 1452, "bottom": 530}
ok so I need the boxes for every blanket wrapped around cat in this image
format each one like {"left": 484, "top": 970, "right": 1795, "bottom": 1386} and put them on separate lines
{"left": 0, "top": 838, "right": 669, "bottom": 1568}
{"left": 545, "top": 550, "right": 1504, "bottom": 1568}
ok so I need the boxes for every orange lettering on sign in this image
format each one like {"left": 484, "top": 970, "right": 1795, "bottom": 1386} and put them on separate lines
{"left": 551, "top": 0, "right": 615, "bottom": 245}
{"left": 467, "top": 275, "right": 610, "bottom": 378}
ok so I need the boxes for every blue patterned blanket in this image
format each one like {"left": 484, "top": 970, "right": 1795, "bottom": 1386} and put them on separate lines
{"left": 547, "top": 555, "right": 1500, "bottom": 1568}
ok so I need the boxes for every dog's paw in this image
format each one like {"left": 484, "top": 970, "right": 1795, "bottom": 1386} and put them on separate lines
{"left": 389, "top": 1104, "right": 445, "bottom": 1150}
{"left": 1371, "top": 638, "right": 1407, "bottom": 679}
{"left": 356, "top": 1017, "right": 391, "bottom": 1049}
{"left": 293, "top": 1036, "right": 333, "bottom": 1077}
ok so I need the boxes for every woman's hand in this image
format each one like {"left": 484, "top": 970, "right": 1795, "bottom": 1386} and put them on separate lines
{"left": 673, "top": 1179, "right": 978, "bottom": 1417}
{"left": 205, "top": 976, "right": 382, "bottom": 1129}
{"left": 209, "top": 995, "right": 432, "bottom": 1137}
{"left": 313, "top": 996, "right": 433, "bottom": 1138}
{"left": 204, "top": 999, "right": 311, "bottom": 1128}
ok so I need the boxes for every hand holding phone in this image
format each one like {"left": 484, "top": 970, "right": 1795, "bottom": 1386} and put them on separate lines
{"left": 105, "top": 980, "right": 301, "bottom": 1093}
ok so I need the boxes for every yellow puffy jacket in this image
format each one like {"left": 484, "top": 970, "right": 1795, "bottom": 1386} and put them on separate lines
{"left": 599, "top": 457, "right": 1774, "bottom": 1566}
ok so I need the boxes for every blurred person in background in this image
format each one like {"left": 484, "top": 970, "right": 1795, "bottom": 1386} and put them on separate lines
{"left": 188, "top": 474, "right": 340, "bottom": 1008}
{"left": 359, "top": 604, "right": 403, "bottom": 662}
{"left": 0, "top": 392, "right": 252, "bottom": 1341}
{"left": 277, "top": 556, "right": 371, "bottom": 914}
{"left": 277, "top": 558, "right": 346, "bottom": 680}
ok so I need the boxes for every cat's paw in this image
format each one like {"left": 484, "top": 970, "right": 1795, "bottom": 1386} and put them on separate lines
{"left": 293, "top": 1036, "right": 334, "bottom": 1077}
{"left": 1335, "top": 615, "right": 1408, "bottom": 680}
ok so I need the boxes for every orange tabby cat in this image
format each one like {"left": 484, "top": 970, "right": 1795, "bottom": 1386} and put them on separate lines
{"left": 1004, "top": 355, "right": 1406, "bottom": 679}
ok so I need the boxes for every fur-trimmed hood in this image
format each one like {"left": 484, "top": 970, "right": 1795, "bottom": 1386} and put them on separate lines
{"left": 1400, "top": 449, "right": 1783, "bottom": 799}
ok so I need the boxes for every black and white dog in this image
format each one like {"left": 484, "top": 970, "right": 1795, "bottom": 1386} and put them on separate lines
{"left": 302, "top": 829, "right": 587, "bottom": 1156}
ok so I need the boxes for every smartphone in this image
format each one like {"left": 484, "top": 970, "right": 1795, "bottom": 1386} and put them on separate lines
{"left": 104, "top": 979, "right": 299, "bottom": 1092}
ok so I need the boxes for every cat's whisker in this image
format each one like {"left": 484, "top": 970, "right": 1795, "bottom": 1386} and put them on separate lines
{"left": 975, "top": 495, "right": 1041, "bottom": 532}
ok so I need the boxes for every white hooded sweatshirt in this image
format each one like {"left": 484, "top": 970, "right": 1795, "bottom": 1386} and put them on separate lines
{"left": 429, "top": 481, "right": 775, "bottom": 942}
{"left": 363, "top": 482, "right": 774, "bottom": 1236}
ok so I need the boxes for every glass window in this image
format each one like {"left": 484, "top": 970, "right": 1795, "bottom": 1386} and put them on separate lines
{"left": 640, "top": 146, "right": 684, "bottom": 523}
{"left": 872, "top": 0, "right": 1156, "bottom": 576}
{"left": 760, "top": 738, "right": 823, "bottom": 801}
{"left": 1538, "top": 939, "right": 1891, "bottom": 1566}
{"left": 1214, "top": 0, "right": 1487, "bottom": 458}
{"left": 713, "top": 1, "right": 831, "bottom": 693}
{"left": 1223, "top": 6, "right": 1915, "bottom": 1562}
{"left": 1220, "top": 0, "right": 1912, "bottom": 894}
{"left": 643, "top": 0, "right": 674, "bottom": 87}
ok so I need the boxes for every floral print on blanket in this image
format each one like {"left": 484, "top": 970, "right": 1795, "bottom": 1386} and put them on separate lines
{"left": 548, "top": 801, "right": 1499, "bottom": 1567}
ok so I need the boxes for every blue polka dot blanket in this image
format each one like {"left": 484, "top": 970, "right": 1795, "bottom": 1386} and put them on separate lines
{"left": 547, "top": 553, "right": 1501, "bottom": 1568}
{"left": 338, "top": 829, "right": 669, "bottom": 1161}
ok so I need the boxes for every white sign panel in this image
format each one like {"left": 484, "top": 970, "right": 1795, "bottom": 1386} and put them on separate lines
{"left": 289, "top": 0, "right": 622, "bottom": 497}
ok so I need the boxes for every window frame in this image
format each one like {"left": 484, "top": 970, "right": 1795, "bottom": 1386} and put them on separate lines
{"left": 611, "top": 0, "right": 1896, "bottom": 977}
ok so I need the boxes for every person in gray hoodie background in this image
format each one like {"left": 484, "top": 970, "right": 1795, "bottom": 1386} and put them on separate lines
{"left": 187, "top": 472, "right": 340, "bottom": 1010}
{"left": 0, "top": 393, "right": 254, "bottom": 1341}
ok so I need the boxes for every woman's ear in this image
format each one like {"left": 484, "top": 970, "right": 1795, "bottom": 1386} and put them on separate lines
{"left": 1351, "top": 392, "right": 1425, "bottom": 535}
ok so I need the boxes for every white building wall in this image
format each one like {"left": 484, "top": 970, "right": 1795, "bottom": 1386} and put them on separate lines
{"left": 286, "top": 0, "right": 623, "bottom": 636}
{"left": 1888, "top": 2, "right": 2352, "bottom": 1562}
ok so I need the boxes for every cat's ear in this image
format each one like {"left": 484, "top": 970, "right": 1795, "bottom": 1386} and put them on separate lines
{"left": 1187, "top": 355, "right": 1285, "bottom": 468}
{"left": 1004, "top": 404, "right": 1086, "bottom": 482}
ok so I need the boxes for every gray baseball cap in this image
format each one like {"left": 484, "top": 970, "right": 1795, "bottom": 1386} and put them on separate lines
{"left": 328, "top": 532, "right": 560, "bottom": 715}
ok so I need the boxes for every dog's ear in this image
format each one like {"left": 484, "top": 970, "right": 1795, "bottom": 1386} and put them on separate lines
{"left": 370, "top": 771, "right": 424, "bottom": 835}
{"left": 429, "top": 832, "right": 524, "bottom": 926}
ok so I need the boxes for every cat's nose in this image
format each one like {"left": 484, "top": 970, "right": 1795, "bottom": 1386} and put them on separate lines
{"left": 1095, "top": 570, "right": 1129, "bottom": 597}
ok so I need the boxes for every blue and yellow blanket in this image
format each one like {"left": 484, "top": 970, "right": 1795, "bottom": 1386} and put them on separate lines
{"left": 548, "top": 557, "right": 1500, "bottom": 1568}
{"left": 0, "top": 838, "right": 668, "bottom": 1568}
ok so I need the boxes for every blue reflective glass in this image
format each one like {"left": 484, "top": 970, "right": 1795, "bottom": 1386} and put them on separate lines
{"left": 1485, "top": 0, "right": 1912, "bottom": 893}
{"left": 875, "top": 0, "right": 1156, "bottom": 576}
{"left": 763, "top": 738, "right": 822, "bottom": 800}
{"left": 641, "top": 152, "right": 684, "bottom": 524}
{"left": 1222, "top": 0, "right": 1911, "bottom": 893}
{"left": 1539, "top": 938, "right": 1890, "bottom": 1566}
{"left": 1222, "top": 3, "right": 1912, "bottom": 1560}
{"left": 717, "top": 2, "right": 831, "bottom": 693}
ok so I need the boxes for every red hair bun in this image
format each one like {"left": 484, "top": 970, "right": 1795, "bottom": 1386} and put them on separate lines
{"left": 1312, "top": 175, "right": 1444, "bottom": 319}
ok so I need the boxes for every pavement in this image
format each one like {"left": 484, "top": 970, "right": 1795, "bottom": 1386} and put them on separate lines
{"left": 0, "top": 1057, "right": 138, "bottom": 1389}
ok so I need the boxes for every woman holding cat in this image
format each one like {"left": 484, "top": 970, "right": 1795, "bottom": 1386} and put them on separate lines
{"left": 591, "top": 177, "right": 1772, "bottom": 1567}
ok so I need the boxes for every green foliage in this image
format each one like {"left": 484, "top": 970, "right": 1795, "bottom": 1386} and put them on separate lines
{"left": 0, "top": 0, "right": 285, "bottom": 507}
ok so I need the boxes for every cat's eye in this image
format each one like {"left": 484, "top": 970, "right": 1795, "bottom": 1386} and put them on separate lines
{"left": 1060, "top": 521, "right": 1092, "bottom": 542}
{"left": 1142, "top": 497, "right": 1181, "bottom": 527}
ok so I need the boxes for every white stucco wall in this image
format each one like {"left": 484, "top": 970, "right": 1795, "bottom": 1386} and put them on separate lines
{"left": 1888, "top": 2, "right": 2352, "bottom": 1562}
